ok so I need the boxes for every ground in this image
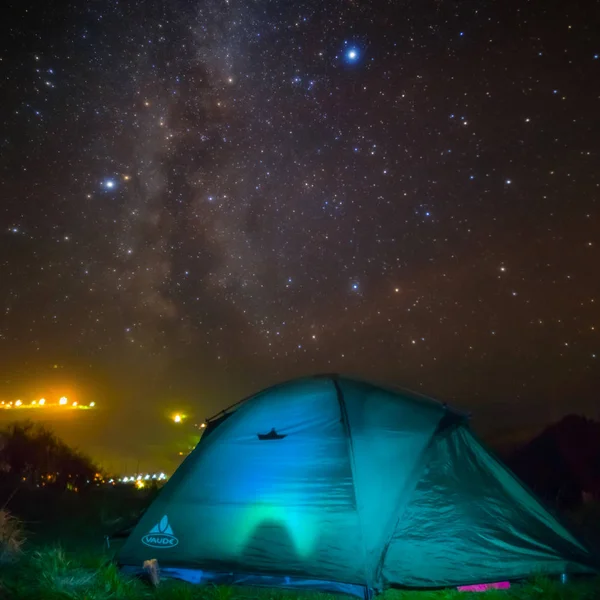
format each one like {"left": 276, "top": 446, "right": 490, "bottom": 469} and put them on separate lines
{"left": 1, "top": 486, "right": 599, "bottom": 600}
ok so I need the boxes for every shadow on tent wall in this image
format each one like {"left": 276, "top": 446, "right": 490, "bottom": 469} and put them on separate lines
{"left": 119, "top": 518, "right": 372, "bottom": 597}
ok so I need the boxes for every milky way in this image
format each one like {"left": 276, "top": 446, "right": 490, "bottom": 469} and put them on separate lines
{"left": 1, "top": 1, "right": 599, "bottom": 467}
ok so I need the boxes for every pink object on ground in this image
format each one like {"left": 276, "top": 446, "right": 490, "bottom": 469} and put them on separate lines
{"left": 457, "top": 581, "right": 511, "bottom": 592}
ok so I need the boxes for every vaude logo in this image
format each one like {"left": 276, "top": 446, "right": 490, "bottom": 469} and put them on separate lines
{"left": 142, "top": 515, "right": 179, "bottom": 548}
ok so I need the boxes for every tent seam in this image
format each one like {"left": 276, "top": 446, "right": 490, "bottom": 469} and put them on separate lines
{"left": 373, "top": 417, "right": 458, "bottom": 586}
{"left": 332, "top": 377, "right": 373, "bottom": 596}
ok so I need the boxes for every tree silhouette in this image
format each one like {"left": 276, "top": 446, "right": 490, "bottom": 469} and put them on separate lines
{"left": 0, "top": 420, "right": 100, "bottom": 489}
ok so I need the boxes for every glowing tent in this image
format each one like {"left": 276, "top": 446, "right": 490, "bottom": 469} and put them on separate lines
{"left": 118, "top": 374, "right": 598, "bottom": 596}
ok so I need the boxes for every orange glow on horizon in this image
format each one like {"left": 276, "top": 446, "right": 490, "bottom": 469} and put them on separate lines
{"left": 0, "top": 395, "right": 97, "bottom": 411}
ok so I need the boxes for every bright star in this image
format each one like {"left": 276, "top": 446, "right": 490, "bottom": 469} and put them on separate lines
{"left": 345, "top": 47, "right": 360, "bottom": 62}
{"left": 104, "top": 179, "right": 115, "bottom": 189}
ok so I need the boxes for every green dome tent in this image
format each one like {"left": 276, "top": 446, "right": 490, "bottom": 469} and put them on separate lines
{"left": 118, "top": 374, "right": 598, "bottom": 596}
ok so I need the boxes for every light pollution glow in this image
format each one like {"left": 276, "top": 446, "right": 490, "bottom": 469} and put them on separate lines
{"left": 0, "top": 396, "right": 96, "bottom": 410}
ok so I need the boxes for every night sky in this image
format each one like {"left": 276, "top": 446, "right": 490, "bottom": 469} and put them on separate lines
{"left": 1, "top": 1, "right": 599, "bottom": 471}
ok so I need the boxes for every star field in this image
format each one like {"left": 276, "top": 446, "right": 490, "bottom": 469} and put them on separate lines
{"left": 0, "top": 0, "right": 599, "bottom": 466}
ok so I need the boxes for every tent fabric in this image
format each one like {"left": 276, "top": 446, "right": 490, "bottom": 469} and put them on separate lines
{"left": 117, "top": 374, "right": 598, "bottom": 594}
{"left": 381, "top": 425, "right": 594, "bottom": 587}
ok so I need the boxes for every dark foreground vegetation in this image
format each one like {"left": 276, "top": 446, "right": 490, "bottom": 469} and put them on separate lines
{"left": 0, "top": 419, "right": 599, "bottom": 599}
{"left": 0, "top": 420, "right": 101, "bottom": 491}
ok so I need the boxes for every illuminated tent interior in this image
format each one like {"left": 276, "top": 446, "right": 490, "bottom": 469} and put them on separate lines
{"left": 118, "top": 374, "right": 598, "bottom": 596}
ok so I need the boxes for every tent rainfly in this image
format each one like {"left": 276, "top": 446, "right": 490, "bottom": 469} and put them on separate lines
{"left": 118, "top": 374, "right": 599, "bottom": 597}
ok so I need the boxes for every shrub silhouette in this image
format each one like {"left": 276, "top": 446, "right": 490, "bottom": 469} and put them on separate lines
{"left": 0, "top": 420, "right": 100, "bottom": 490}
{"left": 0, "top": 509, "right": 25, "bottom": 564}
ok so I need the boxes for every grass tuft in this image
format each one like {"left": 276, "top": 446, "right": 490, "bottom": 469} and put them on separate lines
{"left": 31, "top": 545, "right": 72, "bottom": 573}
{"left": 210, "top": 584, "right": 235, "bottom": 600}
{"left": 30, "top": 546, "right": 95, "bottom": 597}
{"left": 0, "top": 508, "right": 26, "bottom": 564}
{"left": 95, "top": 561, "right": 144, "bottom": 597}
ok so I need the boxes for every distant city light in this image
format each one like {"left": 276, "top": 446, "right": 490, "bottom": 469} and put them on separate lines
{"left": 114, "top": 473, "right": 169, "bottom": 485}
{"left": 0, "top": 395, "right": 97, "bottom": 410}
